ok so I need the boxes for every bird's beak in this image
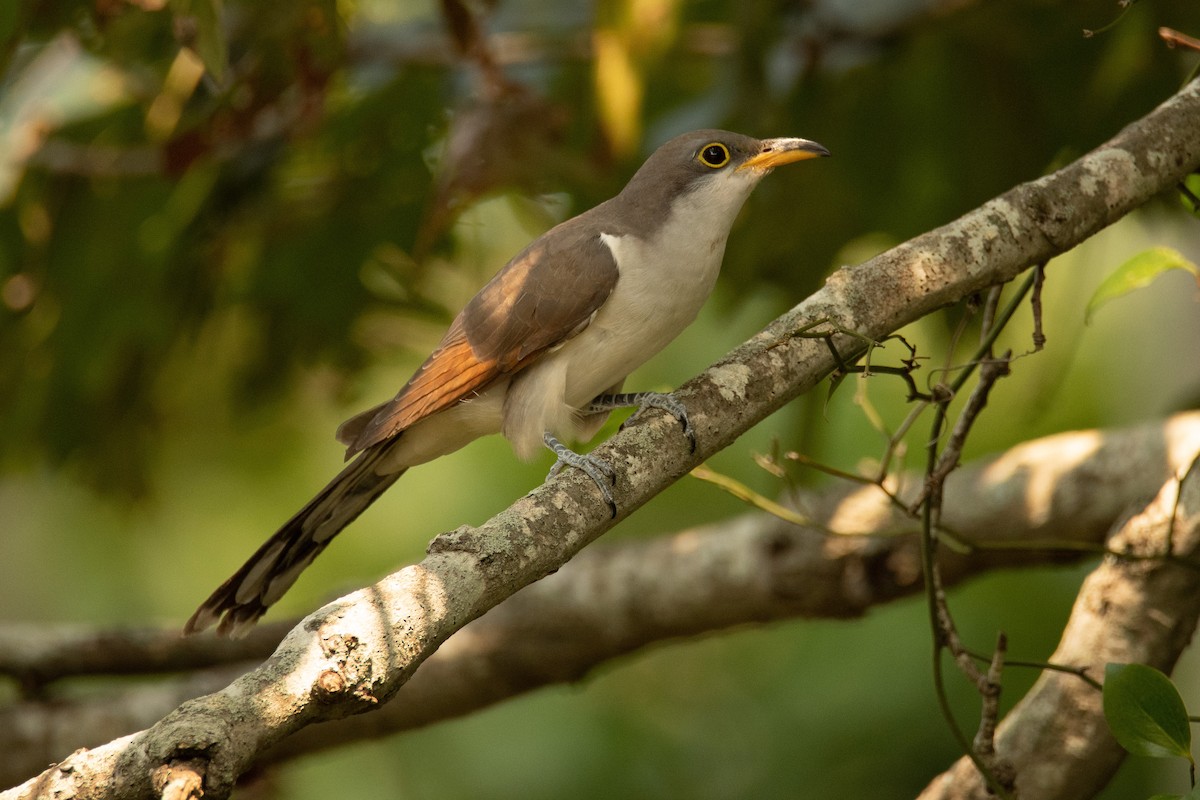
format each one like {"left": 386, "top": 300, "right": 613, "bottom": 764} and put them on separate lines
{"left": 738, "top": 137, "right": 831, "bottom": 172}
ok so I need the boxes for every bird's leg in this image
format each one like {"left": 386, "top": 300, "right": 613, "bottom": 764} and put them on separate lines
{"left": 544, "top": 391, "right": 694, "bottom": 518}
{"left": 543, "top": 432, "right": 617, "bottom": 517}
{"left": 588, "top": 392, "right": 696, "bottom": 452}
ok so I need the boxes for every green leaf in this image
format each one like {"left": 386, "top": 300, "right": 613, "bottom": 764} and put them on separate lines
{"left": 1103, "top": 663, "right": 1193, "bottom": 760}
{"left": 1086, "top": 247, "right": 1200, "bottom": 323}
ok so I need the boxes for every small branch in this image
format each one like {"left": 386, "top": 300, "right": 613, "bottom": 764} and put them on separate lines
{"left": 972, "top": 634, "right": 1009, "bottom": 778}
{"left": 1031, "top": 262, "right": 1047, "bottom": 350}
{"left": 965, "top": 650, "right": 1103, "bottom": 691}
{"left": 689, "top": 464, "right": 814, "bottom": 527}
{"left": 927, "top": 352, "right": 1012, "bottom": 499}
{"left": 0, "top": 623, "right": 291, "bottom": 694}
{"left": 910, "top": 267, "right": 1039, "bottom": 514}
{"left": 919, "top": 286, "right": 1020, "bottom": 795}
{"left": 2, "top": 414, "right": 1198, "bottom": 786}
{"left": 978, "top": 285, "right": 1003, "bottom": 354}
{"left": 6, "top": 76, "right": 1200, "bottom": 800}
{"left": 920, "top": 447, "right": 1200, "bottom": 800}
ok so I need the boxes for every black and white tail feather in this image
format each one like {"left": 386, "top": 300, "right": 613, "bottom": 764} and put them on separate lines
{"left": 184, "top": 444, "right": 406, "bottom": 637}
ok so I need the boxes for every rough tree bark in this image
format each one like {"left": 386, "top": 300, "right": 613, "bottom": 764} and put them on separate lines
{"left": 920, "top": 459, "right": 1200, "bottom": 800}
{"left": 4, "top": 77, "right": 1200, "bottom": 800}
{"left": 4, "top": 413, "right": 1199, "bottom": 789}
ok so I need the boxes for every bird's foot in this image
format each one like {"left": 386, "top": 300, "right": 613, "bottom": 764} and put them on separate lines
{"left": 544, "top": 432, "right": 617, "bottom": 517}
{"left": 588, "top": 391, "right": 696, "bottom": 452}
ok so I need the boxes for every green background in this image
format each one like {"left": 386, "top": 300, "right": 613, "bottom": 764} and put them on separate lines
{"left": 3, "top": 0, "right": 1200, "bottom": 796}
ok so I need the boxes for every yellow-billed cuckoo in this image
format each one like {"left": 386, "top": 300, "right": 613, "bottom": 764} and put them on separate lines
{"left": 186, "top": 129, "right": 829, "bottom": 636}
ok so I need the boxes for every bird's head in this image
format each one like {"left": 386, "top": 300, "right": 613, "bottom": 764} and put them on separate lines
{"left": 616, "top": 129, "right": 830, "bottom": 235}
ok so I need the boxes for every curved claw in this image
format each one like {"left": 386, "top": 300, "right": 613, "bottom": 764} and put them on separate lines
{"left": 638, "top": 392, "right": 696, "bottom": 453}
{"left": 590, "top": 391, "right": 696, "bottom": 453}
{"left": 543, "top": 432, "right": 618, "bottom": 517}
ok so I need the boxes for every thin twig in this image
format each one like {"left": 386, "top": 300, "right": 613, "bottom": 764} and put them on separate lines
{"left": 925, "top": 353, "right": 1012, "bottom": 501}
{"left": 1031, "top": 262, "right": 1047, "bottom": 350}
{"left": 915, "top": 280, "right": 1031, "bottom": 798}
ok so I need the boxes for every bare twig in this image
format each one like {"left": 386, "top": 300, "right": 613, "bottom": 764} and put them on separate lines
{"left": 919, "top": 285, "right": 1021, "bottom": 796}
{"left": 929, "top": 354, "right": 1012, "bottom": 499}
{"left": 1031, "top": 262, "right": 1047, "bottom": 350}
{"left": 6, "top": 76, "right": 1200, "bottom": 800}
{"left": 920, "top": 451, "right": 1200, "bottom": 799}
{"left": 972, "top": 633, "right": 1009, "bottom": 775}
{"left": 2, "top": 414, "right": 1199, "bottom": 787}
{"left": 0, "top": 623, "right": 290, "bottom": 694}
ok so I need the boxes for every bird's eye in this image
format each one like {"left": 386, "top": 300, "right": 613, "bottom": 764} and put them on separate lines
{"left": 698, "top": 143, "right": 730, "bottom": 168}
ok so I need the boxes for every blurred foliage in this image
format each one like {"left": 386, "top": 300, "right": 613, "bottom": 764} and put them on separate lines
{"left": 2, "top": 0, "right": 1200, "bottom": 798}
{"left": 1, "top": 0, "right": 1198, "bottom": 494}
{"left": 1085, "top": 245, "right": 1200, "bottom": 322}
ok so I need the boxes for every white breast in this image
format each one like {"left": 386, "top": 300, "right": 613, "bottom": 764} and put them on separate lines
{"left": 501, "top": 168, "right": 765, "bottom": 456}
{"left": 569, "top": 226, "right": 723, "bottom": 401}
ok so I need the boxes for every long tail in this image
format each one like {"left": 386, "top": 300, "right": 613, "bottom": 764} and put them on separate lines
{"left": 184, "top": 443, "right": 406, "bottom": 637}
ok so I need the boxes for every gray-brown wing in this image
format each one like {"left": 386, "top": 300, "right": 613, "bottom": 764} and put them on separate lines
{"left": 342, "top": 224, "right": 619, "bottom": 455}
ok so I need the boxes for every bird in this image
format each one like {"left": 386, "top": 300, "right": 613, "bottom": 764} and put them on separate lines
{"left": 185, "top": 129, "right": 830, "bottom": 636}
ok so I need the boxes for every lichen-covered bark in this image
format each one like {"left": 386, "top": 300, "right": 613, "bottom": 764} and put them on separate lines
{"left": 6, "top": 78, "right": 1200, "bottom": 800}
{"left": 920, "top": 456, "right": 1200, "bottom": 800}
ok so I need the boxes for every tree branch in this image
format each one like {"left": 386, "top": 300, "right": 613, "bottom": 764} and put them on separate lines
{"left": 918, "top": 454, "right": 1200, "bottom": 800}
{"left": 6, "top": 77, "right": 1200, "bottom": 800}
{"left": 3, "top": 413, "right": 1198, "bottom": 788}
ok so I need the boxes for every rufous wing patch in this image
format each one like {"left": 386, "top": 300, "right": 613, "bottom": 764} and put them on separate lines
{"left": 342, "top": 222, "right": 620, "bottom": 457}
{"left": 344, "top": 319, "right": 502, "bottom": 456}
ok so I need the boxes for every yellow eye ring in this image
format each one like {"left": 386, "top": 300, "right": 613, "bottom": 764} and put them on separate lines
{"left": 698, "top": 142, "right": 730, "bottom": 169}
